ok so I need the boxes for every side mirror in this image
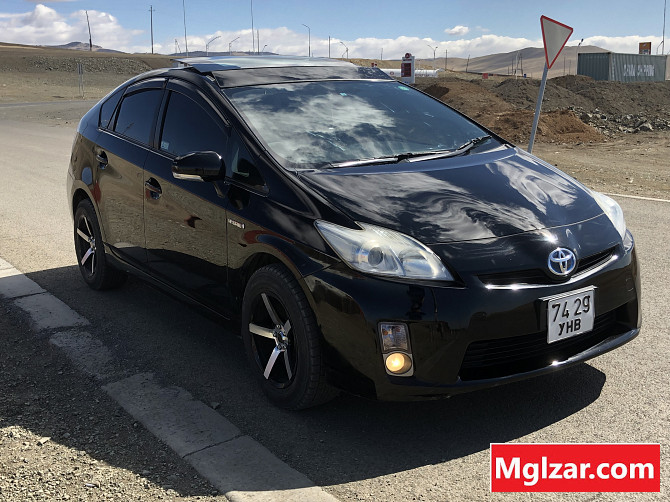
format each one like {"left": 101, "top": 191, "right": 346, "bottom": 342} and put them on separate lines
{"left": 172, "top": 151, "right": 224, "bottom": 182}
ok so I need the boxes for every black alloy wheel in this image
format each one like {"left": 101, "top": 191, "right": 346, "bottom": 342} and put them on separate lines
{"left": 74, "top": 200, "right": 126, "bottom": 290}
{"left": 242, "top": 264, "right": 337, "bottom": 410}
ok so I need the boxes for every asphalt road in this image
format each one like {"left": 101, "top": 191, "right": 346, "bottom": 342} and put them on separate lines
{"left": 0, "top": 106, "right": 668, "bottom": 501}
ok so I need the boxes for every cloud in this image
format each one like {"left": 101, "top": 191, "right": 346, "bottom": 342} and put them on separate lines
{"left": 0, "top": 4, "right": 141, "bottom": 49}
{"left": 1, "top": 5, "right": 665, "bottom": 59}
{"left": 567, "top": 35, "right": 664, "bottom": 54}
{"left": 445, "top": 25, "right": 470, "bottom": 36}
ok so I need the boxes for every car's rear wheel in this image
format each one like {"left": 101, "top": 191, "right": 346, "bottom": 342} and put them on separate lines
{"left": 74, "top": 199, "right": 126, "bottom": 290}
{"left": 241, "top": 264, "right": 337, "bottom": 410}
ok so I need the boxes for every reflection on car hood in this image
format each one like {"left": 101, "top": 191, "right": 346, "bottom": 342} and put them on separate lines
{"left": 299, "top": 147, "right": 603, "bottom": 244}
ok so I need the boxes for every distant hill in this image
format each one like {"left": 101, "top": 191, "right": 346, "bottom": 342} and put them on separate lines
{"left": 415, "top": 45, "right": 610, "bottom": 79}
{"left": 43, "top": 41, "right": 122, "bottom": 54}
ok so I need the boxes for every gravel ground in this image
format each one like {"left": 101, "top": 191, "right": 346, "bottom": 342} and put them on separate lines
{"left": 0, "top": 302, "right": 224, "bottom": 502}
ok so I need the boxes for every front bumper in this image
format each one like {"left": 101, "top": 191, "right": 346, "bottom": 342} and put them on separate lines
{"left": 304, "top": 238, "right": 641, "bottom": 401}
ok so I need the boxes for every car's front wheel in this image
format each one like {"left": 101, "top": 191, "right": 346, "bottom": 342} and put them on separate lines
{"left": 241, "top": 264, "right": 337, "bottom": 410}
{"left": 74, "top": 199, "right": 126, "bottom": 290}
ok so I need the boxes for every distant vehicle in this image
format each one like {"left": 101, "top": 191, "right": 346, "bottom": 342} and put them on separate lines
{"left": 67, "top": 56, "right": 640, "bottom": 409}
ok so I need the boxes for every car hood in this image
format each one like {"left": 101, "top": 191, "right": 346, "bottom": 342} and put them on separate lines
{"left": 298, "top": 147, "right": 603, "bottom": 244}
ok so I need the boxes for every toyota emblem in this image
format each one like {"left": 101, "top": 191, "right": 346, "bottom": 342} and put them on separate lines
{"left": 548, "top": 248, "right": 576, "bottom": 276}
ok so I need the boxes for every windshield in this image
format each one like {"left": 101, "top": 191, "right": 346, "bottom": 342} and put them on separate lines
{"left": 223, "top": 80, "right": 500, "bottom": 169}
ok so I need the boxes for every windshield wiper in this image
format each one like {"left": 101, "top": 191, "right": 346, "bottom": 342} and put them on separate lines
{"left": 404, "top": 135, "right": 493, "bottom": 162}
{"left": 329, "top": 135, "right": 493, "bottom": 168}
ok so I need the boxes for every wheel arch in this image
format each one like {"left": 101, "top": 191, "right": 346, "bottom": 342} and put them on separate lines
{"left": 232, "top": 238, "right": 335, "bottom": 321}
{"left": 71, "top": 183, "right": 108, "bottom": 242}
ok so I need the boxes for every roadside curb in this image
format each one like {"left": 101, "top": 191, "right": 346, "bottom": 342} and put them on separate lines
{"left": 0, "top": 256, "right": 339, "bottom": 502}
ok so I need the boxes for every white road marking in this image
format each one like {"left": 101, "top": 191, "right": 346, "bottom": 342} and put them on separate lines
{"left": 604, "top": 192, "right": 670, "bottom": 203}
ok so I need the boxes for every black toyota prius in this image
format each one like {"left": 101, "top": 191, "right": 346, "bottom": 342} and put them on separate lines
{"left": 67, "top": 56, "right": 640, "bottom": 409}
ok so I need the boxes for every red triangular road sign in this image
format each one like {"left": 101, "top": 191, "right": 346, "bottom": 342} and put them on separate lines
{"left": 541, "top": 15, "right": 573, "bottom": 69}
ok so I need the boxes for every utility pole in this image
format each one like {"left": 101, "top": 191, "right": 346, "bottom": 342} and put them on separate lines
{"left": 251, "top": 0, "right": 255, "bottom": 53}
{"left": 85, "top": 10, "right": 92, "bottom": 51}
{"left": 661, "top": 0, "right": 666, "bottom": 54}
{"left": 465, "top": 54, "right": 470, "bottom": 73}
{"left": 149, "top": 5, "right": 155, "bottom": 54}
{"left": 182, "top": 0, "right": 188, "bottom": 56}
{"left": 445, "top": 49, "right": 448, "bottom": 71}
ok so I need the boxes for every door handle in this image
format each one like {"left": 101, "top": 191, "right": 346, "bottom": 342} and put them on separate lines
{"left": 95, "top": 151, "right": 108, "bottom": 168}
{"left": 144, "top": 178, "right": 162, "bottom": 200}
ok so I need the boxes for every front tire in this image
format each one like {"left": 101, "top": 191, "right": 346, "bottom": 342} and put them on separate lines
{"left": 241, "top": 264, "right": 337, "bottom": 410}
{"left": 74, "top": 199, "right": 126, "bottom": 290}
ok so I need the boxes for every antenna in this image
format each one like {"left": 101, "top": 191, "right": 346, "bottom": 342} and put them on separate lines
{"left": 85, "top": 10, "right": 92, "bottom": 51}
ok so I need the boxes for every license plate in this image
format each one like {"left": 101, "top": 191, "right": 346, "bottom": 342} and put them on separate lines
{"left": 544, "top": 287, "right": 595, "bottom": 344}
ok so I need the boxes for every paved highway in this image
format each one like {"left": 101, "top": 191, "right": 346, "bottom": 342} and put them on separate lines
{"left": 0, "top": 108, "right": 667, "bottom": 501}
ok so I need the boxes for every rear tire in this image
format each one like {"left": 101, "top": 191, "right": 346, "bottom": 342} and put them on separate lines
{"left": 241, "top": 264, "right": 337, "bottom": 410}
{"left": 74, "top": 199, "right": 126, "bottom": 290}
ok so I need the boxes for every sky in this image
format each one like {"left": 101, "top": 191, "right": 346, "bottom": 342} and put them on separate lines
{"left": 0, "top": 1, "right": 668, "bottom": 59}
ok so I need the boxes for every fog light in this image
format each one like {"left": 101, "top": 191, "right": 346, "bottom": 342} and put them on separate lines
{"left": 384, "top": 352, "right": 413, "bottom": 374}
{"left": 379, "top": 323, "right": 409, "bottom": 352}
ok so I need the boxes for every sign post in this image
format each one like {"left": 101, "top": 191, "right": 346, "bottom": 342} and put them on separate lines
{"left": 528, "top": 16, "right": 573, "bottom": 153}
{"left": 401, "top": 53, "right": 415, "bottom": 84}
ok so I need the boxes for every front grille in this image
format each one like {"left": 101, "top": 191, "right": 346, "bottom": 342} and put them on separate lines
{"left": 459, "top": 310, "right": 625, "bottom": 381}
{"left": 575, "top": 247, "right": 615, "bottom": 274}
{"left": 478, "top": 247, "right": 616, "bottom": 287}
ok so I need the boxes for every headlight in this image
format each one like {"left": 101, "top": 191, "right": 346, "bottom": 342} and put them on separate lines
{"left": 591, "top": 191, "right": 626, "bottom": 240}
{"left": 315, "top": 220, "right": 454, "bottom": 281}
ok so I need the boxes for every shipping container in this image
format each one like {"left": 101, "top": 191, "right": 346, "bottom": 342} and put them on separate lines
{"left": 577, "top": 53, "right": 668, "bottom": 82}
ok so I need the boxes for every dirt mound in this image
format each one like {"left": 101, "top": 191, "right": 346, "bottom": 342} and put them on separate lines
{"left": 421, "top": 79, "right": 514, "bottom": 119}
{"left": 553, "top": 75, "right": 670, "bottom": 116}
{"left": 416, "top": 78, "right": 603, "bottom": 144}
{"left": 415, "top": 72, "right": 670, "bottom": 144}
{"left": 0, "top": 55, "right": 152, "bottom": 74}
{"left": 480, "top": 109, "right": 603, "bottom": 144}
{"left": 486, "top": 78, "right": 595, "bottom": 111}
